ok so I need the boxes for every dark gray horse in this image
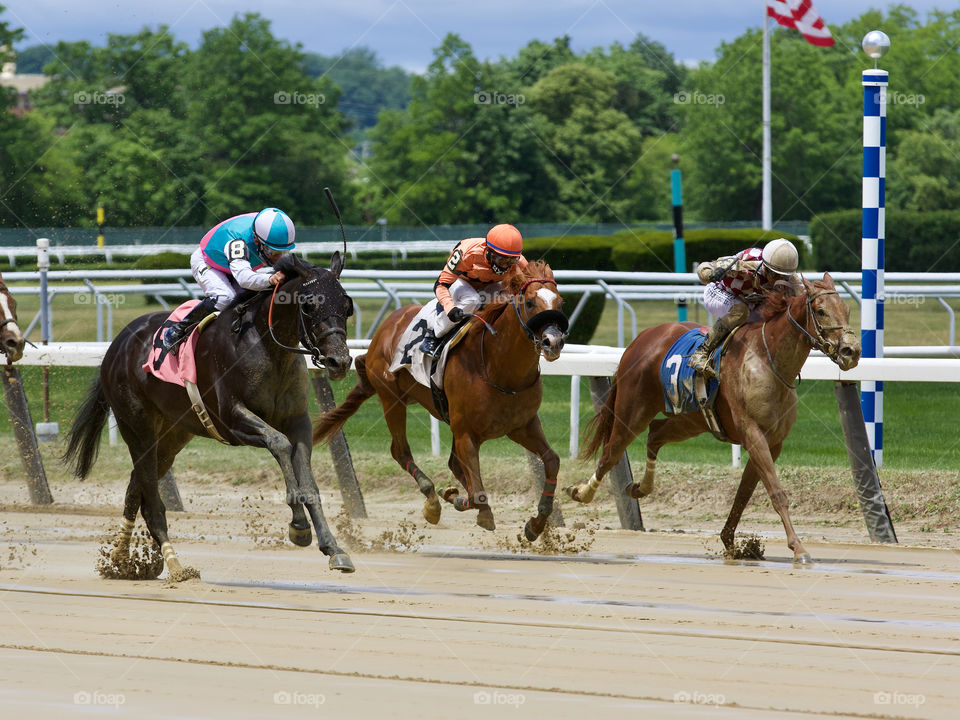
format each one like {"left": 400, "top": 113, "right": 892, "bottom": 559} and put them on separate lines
{"left": 64, "top": 252, "right": 356, "bottom": 578}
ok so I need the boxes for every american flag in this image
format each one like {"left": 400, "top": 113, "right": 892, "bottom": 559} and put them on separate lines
{"left": 766, "top": 0, "right": 835, "bottom": 47}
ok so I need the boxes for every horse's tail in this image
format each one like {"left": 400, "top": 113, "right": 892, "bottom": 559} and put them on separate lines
{"left": 312, "top": 354, "right": 375, "bottom": 445}
{"left": 62, "top": 376, "right": 110, "bottom": 479}
{"left": 580, "top": 377, "right": 618, "bottom": 460}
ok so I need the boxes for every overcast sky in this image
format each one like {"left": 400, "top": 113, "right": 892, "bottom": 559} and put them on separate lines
{"left": 5, "top": 1, "right": 952, "bottom": 72}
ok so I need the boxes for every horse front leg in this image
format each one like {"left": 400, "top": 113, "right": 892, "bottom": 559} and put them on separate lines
{"left": 740, "top": 428, "right": 810, "bottom": 564}
{"left": 507, "top": 416, "right": 559, "bottom": 541}
{"left": 230, "top": 405, "right": 353, "bottom": 573}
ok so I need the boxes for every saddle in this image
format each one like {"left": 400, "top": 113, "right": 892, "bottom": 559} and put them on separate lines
{"left": 659, "top": 327, "right": 733, "bottom": 442}
{"left": 143, "top": 302, "right": 227, "bottom": 443}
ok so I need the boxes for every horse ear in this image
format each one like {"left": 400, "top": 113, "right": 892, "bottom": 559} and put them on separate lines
{"left": 330, "top": 251, "right": 344, "bottom": 279}
{"left": 822, "top": 271, "right": 835, "bottom": 287}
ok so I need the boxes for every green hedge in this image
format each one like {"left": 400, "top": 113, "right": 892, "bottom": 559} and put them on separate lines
{"left": 611, "top": 228, "right": 806, "bottom": 272}
{"left": 811, "top": 209, "right": 960, "bottom": 272}
{"left": 523, "top": 234, "right": 622, "bottom": 271}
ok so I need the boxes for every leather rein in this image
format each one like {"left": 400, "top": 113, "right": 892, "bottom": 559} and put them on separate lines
{"left": 479, "top": 277, "right": 567, "bottom": 396}
{"left": 264, "top": 282, "right": 348, "bottom": 368}
{"left": 761, "top": 288, "right": 854, "bottom": 389}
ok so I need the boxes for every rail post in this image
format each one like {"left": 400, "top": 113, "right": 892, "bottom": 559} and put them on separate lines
{"left": 588, "top": 377, "right": 643, "bottom": 531}
{"left": 2, "top": 365, "right": 53, "bottom": 504}
{"left": 158, "top": 469, "right": 184, "bottom": 512}
{"left": 834, "top": 381, "right": 896, "bottom": 542}
{"left": 311, "top": 371, "right": 367, "bottom": 518}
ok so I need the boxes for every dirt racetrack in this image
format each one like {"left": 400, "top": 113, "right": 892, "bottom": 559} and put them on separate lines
{"left": 0, "top": 471, "right": 958, "bottom": 720}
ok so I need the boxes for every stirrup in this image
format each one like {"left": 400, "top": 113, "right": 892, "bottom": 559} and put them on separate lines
{"left": 162, "top": 324, "right": 191, "bottom": 354}
{"left": 419, "top": 338, "right": 441, "bottom": 359}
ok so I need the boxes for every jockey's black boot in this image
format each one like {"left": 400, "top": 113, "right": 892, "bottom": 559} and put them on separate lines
{"left": 162, "top": 297, "right": 217, "bottom": 354}
{"left": 419, "top": 329, "right": 442, "bottom": 359}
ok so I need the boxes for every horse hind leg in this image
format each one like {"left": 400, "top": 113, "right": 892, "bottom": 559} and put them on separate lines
{"left": 381, "top": 397, "right": 441, "bottom": 524}
{"left": 568, "top": 406, "right": 658, "bottom": 505}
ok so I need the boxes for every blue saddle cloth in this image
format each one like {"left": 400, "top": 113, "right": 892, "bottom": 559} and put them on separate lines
{"left": 659, "top": 328, "right": 721, "bottom": 415}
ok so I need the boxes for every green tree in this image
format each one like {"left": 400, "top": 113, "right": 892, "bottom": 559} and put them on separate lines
{"left": 0, "top": 7, "right": 84, "bottom": 226}
{"left": 366, "top": 34, "right": 549, "bottom": 224}
{"left": 526, "top": 63, "right": 644, "bottom": 223}
{"left": 302, "top": 47, "right": 411, "bottom": 136}
{"left": 583, "top": 34, "right": 687, "bottom": 136}
{"left": 888, "top": 109, "right": 960, "bottom": 212}
{"left": 181, "top": 13, "right": 352, "bottom": 225}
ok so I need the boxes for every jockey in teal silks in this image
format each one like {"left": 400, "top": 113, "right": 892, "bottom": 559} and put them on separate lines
{"left": 161, "top": 208, "right": 296, "bottom": 353}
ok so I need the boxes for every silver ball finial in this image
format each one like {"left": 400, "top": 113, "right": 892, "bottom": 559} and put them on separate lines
{"left": 862, "top": 30, "right": 890, "bottom": 61}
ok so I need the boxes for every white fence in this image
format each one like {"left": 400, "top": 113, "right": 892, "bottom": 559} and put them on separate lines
{"left": 6, "top": 268, "right": 960, "bottom": 350}
{"left": 17, "top": 342, "right": 960, "bottom": 460}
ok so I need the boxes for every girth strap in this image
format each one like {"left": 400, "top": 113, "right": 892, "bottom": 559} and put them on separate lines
{"left": 185, "top": 380, "right": 229, "bottom": 444}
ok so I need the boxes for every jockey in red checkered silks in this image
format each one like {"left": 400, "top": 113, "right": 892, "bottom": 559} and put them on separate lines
{"left": 688, "top": 238, "right": 801, "bottom": 378}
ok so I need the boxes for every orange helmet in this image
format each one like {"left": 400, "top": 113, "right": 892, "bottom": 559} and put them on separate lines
{"left": 485, "top": 224, "right": 523, "bottom": 256}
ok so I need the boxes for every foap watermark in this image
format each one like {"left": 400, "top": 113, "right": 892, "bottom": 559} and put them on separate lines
{"left": 74, "top": 90, "right": 125, "bottom": 106}
{"left": 880, "top": 91, "right": 925, "bottom": 107}
{"left": 74, "top": 690, "right": 126, "bottom": 708}
{"left": 674, "top": 690, "right": 726, "bottom": 707}
{"left": 73, "top": 292, "right": 126, "bottom": 306}
{"left": 885, "top": 293, "right": 925, "bottom": 307}
{"left": 274, "top": 91, "right": 325, "bottom": 108}
{"left": 273, "top": 690, "right": 326, "bottom": 708}
{"left": 874, "top": 690, "right": 925, "bottom": 708}
{"left": 474, "top": 90, "right": 525, "bottom": 106}
{"left": 473, "top": 690, "right": 526, "bottom": 708}
{"left": 674, "top": 90, "right": 725, "bottom": 107}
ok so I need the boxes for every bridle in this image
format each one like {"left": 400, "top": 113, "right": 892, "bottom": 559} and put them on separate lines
{"left": 266, "top": 280, "right": 349, "bottom": 369}
{"left": 0, "top": 282, "right": 21, "bottom": 354}
{"left": 479, "top": 277, "right": 569, "bottom": 395}
{"left": 761, "top": 287, "right": 855, "bottom": 388}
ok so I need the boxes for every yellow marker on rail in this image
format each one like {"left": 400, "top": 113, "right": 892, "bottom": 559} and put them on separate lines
{"left": 96, "top": 205, "right": 105, "bottom": 248}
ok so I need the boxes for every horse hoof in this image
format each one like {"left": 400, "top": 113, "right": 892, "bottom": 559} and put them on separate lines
{"left": 628, "top": 483, "right": 649, "bottom": 499}
{"left": 564, "top": 484, "right": 594, "bottom": 504}
{"left": 793, "top": 553, "right": 814, "bottom": 567}
{"left": 523, "top": 518, "right": 541, "bottom": 542}
{"left": 476, "top": 508, "right": 496, "bottom": 531}
{"left": 329, "top": 553, "right": 355, "bottom": 573}
{"left": 440, "top": 487, "right": 459, "bottom": 504}
{"left": 288, "top": 523, "right": 313, "bottom": 547}
{"left": 422, "top": 496, "right": 442, "bottom": 524}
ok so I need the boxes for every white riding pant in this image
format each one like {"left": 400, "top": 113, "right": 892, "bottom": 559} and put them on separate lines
{"left": 191, "top": 248, "right": 238, "bottom": 310}
{"left": 703, "top": 283, "right": 739, "bottom": 321}
{"left": 428, "top": 278, "right": 501, "bottom": 337}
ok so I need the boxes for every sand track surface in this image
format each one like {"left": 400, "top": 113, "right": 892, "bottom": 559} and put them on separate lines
{"left": 0, "top": 483, "right": 957, "bottom": 719}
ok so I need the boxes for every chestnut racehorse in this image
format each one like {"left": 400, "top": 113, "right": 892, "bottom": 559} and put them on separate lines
{"left": 0, "top": 273, "right": 26, "bottom": 362}
{"left": 566, "top": 273, "right": 860, "bottom": 563}
{"left": 313, "top": 261, "right": 568, "bottom": 540}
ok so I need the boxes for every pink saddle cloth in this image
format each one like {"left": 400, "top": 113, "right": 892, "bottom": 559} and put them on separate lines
{"left": 142, "top": 300, "right": 204, "bottom": 387}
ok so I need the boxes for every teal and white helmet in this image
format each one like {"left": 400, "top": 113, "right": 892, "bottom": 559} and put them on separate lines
{"left": 254, "top": 208, "right": 296, "bottom": 251}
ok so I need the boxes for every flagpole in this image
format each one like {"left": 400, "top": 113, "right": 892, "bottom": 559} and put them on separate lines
{"left": 762, "top": 7, "right": 772, "bottom": 230}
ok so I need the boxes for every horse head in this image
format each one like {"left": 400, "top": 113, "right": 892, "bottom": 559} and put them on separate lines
{"left": 506, "top": 261, "right": 568, "bottom": 362}
{"left": 801, "top": 272, "right": 860, "bottom": 371}
{"left": 274, "top": 252, "right": 353, "bottom": 380}
{"left": 0, "top": 280, "right": 25, "bottom": 363}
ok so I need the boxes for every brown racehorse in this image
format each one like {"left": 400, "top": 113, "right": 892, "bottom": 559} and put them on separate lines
{"left": 0, "top": 274, "right": 26, "bottom": 362}
{"left": 565, "top": 273, "right": 860, "bottom": 564}
{"left": 313, "top": 261, "right": 568, "bottom": 540}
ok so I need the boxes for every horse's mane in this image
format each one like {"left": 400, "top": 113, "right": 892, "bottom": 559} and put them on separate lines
{"left": 474, "top": 260, "right": 554, "bottom": 323}
{"left": 759, "top": 277, "right": 828, "bottom": 321}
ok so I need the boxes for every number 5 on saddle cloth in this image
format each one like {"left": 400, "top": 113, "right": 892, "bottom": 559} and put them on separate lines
{"left": 659, "top": 327, "right": 729, "bottom": 441}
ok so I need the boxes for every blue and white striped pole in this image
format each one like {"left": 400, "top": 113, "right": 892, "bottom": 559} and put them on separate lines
{"left": 861, "top": 59, "right": 887, "bottom": 467}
